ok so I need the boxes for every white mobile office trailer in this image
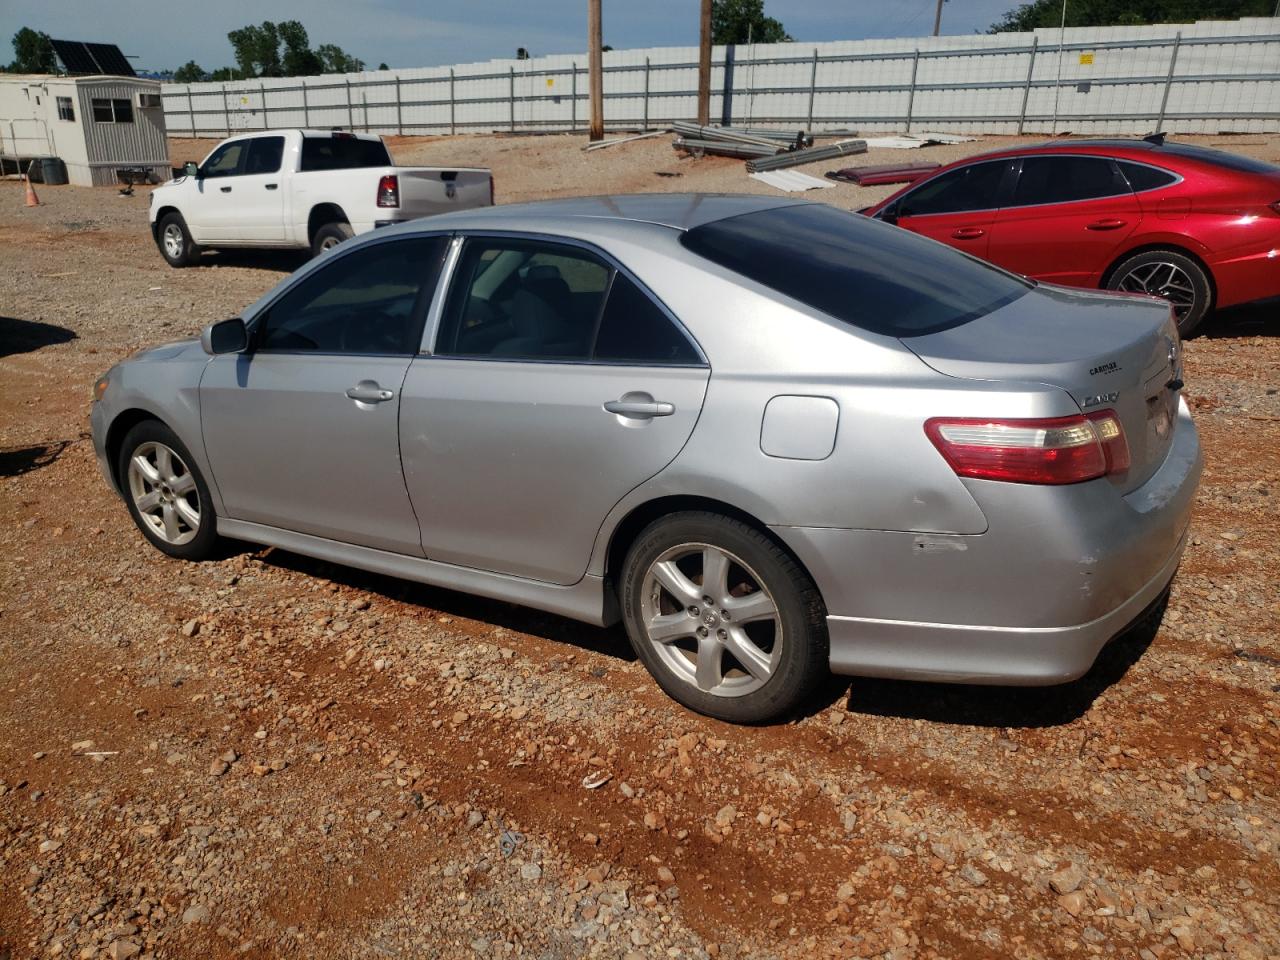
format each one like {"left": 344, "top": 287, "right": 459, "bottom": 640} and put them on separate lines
{"left": 0, "top": 74, "right": 169, "bottom": 186}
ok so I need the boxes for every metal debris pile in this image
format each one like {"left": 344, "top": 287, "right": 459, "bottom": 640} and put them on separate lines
{"left": 671, "top": 121, "right": 868, "bottom": 172}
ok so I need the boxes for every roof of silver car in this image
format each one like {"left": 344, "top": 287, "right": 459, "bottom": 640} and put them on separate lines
{"left": 406, "top": 193, "right": 806, "bottom": 232}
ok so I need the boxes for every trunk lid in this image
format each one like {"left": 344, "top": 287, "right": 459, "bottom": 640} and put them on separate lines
{"left": 901, "top": 284, "right": 1181, "bottom": 493}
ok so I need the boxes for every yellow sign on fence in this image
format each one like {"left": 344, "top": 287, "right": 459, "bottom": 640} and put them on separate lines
{"left": 1079, "top": 52, "right": 1095, "bottom": 65}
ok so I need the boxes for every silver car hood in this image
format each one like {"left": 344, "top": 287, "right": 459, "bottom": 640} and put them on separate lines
{"left": 130, "top": 337, "right": 205, "bottom": 363}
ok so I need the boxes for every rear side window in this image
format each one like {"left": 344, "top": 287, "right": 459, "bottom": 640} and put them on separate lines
{"left": 300, "top": 135, "right": 392, "bottom": 172}
{"left": 898, "top": 160, "right": 1008, "bottom": 217}
{"left": 245, "top": 136, "right": 285, "bottom": 175}
{"left": 681, "top": 204, "right": 1030, "bottom": 338}
{"left": 1116, "top": 161, "right": 1179, "bottom": 193}
{"left": 1011, "top": 156, "right": 1131, "bottom": 206}
{"left": 256, "top": 237, "right": 447, "bottom": 354}
{"left": 437, "top": 238, "right": 700, "bottom": 364}
{"left": 1161, "top": 143, "right": 1280, "bottom": 175}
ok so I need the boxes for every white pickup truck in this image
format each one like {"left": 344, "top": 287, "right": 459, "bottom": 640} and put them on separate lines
{"left": 150, "top": 129, "right": 492, "bottom": 266}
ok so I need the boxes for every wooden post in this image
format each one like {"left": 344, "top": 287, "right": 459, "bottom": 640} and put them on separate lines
{"left": 643, "top": 57, "right": 650, "bottom": 131}
{"left": 221, "top": 83, "right": 230, "bottom": 136}
{"left": 1017, "top": 37, "right": 1038, "bottom": 135}
{"left": 395, "top": 76, "right": 403, "bottom": 135}
{"left": 697, "top": 0, "right": 712, "bottom": 125}
{"left": 806, "top": 49, "right": 818, "bottom": 129}
{"left": 1156, "top": 32, "right": 1182, "bottom": 132}
{"left": 904, "top": 50, "right": 920, "bottom": 133}
{"left": 301, "top": 81, "right": 310, "bottom": 128}
{"left": 260, "top": 81, "right": 268, "bottom": 129}
{"left": 510, "top": 66, "right": 516, "bottom": 132}
{"left": 449, "top": 69, "right": 456, "bottom": 135}
{"left": 345, "top": 78, "right": 354, "bottom": 130}
{"left": 571, "top": 62, "right": 577, "bottom": 131}
{"left": 588, "top": 0, "right": 604, "bottom": 140}
{"left": 186, "top": 85, "right": 196, "bottom": 136}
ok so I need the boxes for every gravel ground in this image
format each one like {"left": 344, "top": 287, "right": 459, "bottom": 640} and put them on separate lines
{"left": 1, "top": 132, "right": 1278, "bottom": 960}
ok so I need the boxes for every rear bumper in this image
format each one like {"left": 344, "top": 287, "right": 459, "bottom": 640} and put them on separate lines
{"left": 1210, "top": 243, "right": 1280, "bottom": 310}
{"left": 774, "top": 397, "right": 1202, "bottom": 685}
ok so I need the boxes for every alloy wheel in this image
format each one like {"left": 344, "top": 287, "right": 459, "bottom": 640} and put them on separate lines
{"left": 639, "top": 543, "right": 782, "bottom": 698}
{"left": 126, "top": 441, "right": 200, "bottom": 545}
{"left": 162, "top": 223, "right": 184, "bottom": 260}
{"left": 1114, "top": 261, "right": 1197, "bottom": 320}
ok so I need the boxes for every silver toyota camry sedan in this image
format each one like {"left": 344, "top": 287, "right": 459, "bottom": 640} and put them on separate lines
{"left": 90, "top": 195, "right": 1201, "bottom": 723}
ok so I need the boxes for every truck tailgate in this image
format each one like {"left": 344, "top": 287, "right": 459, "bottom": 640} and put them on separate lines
{"left": 396, "top": 168, "right": 492, "bottom": 217}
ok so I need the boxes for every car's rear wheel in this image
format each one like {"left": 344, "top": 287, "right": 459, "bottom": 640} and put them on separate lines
{"left": 118, "top": 420, "right": 221, "bottom": 561}
{"left": 1105, "top": 249, "right": 1212, "bottom": 337}
{"left": 619, "top": 511, "right": 828, "bottom": 724}
{"left": 312, "top": 221, "right": 354, "bottom": 258}
{"left": 157, "top": 212, "right": 199, "bottom": 268}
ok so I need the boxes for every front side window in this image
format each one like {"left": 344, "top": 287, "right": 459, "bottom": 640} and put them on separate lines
{"left": 91, "top": 98, "right": 133, "bottom": 123}
{"left": 897, "top": 160, "right": 1009, "bottom": 217}
{"left": 201, "top": 141, "right": 247, "bottom": 178}
{"left": 436, "top": 238, "right": 699, "bottom": 364}
{"left": 1010, "top": 156, "right": 1131, "bottom": 207}
{"left": 255, "top": 237, "right": 448, "bottom": 355}
{"left": 56, "top": 96, "right": 75, "bottom": 121}
{"left": 681, "top": 204, "right": 1031, "bottom": 338}
{"left": 244, "top": 136, "right": 285, "bottom": 175}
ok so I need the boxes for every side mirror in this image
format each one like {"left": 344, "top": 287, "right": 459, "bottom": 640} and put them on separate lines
{"left": 879, "top": 204, "right": 899, "bottom": 225}
{"left": 183, "top": 161, "right": 200, "bottom": 179}
{"left": 201, "top": 317, "right": 248, "bottom": 355}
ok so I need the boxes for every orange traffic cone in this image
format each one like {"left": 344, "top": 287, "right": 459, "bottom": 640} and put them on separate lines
{"left": 24, "top": 167, "right": 40, "bottom": 207}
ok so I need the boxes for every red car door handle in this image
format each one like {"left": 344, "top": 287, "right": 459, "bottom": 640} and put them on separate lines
{"left": 1087, "top": 218, "right": 1127, "bottom": 230}
{"left": 951, "top": 227, "right": 985, "bottom": 240}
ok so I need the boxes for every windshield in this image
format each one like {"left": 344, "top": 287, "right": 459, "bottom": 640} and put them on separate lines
{"left": 680, "top": 204, "right": 1031, "bottom": 337}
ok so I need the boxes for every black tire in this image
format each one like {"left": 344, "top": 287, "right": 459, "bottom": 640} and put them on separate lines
{"left": 156, "top": 211, "right": 200, "bottom": 267}
{"left": 619, "top": 511, "right": 828, "bottom": 724}
{"left": 117, "top": 419, "right": 222, "bottom": 561}
{"left": 311, "top": 221, "right": 355, "bottom": 258}
{"left": 1104, "top": 248, "right": 1213, "bottom": 338}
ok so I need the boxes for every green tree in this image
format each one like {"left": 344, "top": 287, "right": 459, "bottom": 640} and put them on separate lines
{"left": 990, "top": 0, "right": 1271, "bottom": 32}
{"left": 208, "top": 66, "right": 244, "bottom": 82}
{"left": 8, "top": 27, "right": 56, "bottom": 73}
{"left": 712, "top": 0, "right": 791, "bottom": 45}
{"left": 228, "top": 21, "right": 283, "bottom": 76}
{"left": 316, "top": 43, "right": 364, "bottom": 73}
{"left": 278, "top": 20, "right": 324, "bottom": 76}
{"left": 172, "top": 60, "right": 207, "bottom": 83}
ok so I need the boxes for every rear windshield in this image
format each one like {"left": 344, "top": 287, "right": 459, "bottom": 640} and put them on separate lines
{"left": 680, "top": 204, "right": 1031, "bottom": 337}
{"left": 1160, "top": 143, "right": 1280, "bottom": 175}
{"left": 299, "top": 135, "right": 392, "bottom": 172}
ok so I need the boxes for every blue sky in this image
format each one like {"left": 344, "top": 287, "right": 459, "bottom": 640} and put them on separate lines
{"left": 2, "top": 1, "right": 1021, "bottom": 73}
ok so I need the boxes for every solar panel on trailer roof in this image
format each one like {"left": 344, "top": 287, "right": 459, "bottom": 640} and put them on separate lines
{"left": 84, "top": 42, "right": 136, "bottom": 77}
{"left": 51, "top": 38, "right": 98, "bottom": 74}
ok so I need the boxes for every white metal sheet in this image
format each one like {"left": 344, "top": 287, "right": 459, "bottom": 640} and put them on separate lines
{"left": 749, "top": 169, "right": 836, "bottom": 192}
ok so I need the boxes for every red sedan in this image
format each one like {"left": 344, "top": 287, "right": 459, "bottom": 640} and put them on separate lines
{"left": 862, "top": 136, "right": 1280, "bottom": 335}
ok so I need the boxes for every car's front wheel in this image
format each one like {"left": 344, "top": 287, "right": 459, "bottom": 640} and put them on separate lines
{"left": 156, "top": 212, "right": 200, "bottom": 268}
{"left": 118, "top": 420, "right": 221, "bottom": 561}
{"left": 1105, "top": 248, "right": 1213, "bottom": 337}
{"left": 619, "top": 511, "right": 828, "bottom": 724}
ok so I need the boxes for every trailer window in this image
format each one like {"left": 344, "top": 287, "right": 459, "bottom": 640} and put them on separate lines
{"left": 91, "top": 98, "right": 134, "bottom": 123}
{"left": 56, "top": 97, "right": 75, "bottom": 121}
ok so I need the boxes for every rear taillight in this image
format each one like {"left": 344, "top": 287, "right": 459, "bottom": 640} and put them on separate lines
{"left": 377, "top": 174, "right": 399, "bottom": 208}
{"left": 925, "top": 411, "right": 1129, "bottom": 485}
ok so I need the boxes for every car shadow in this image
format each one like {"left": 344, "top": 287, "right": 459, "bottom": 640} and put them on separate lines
{"left": 1203, "top": 301, "right": 1279, "bottom": 339}
{"left": 194, "top": 249, "right": 310, "bottom": 274}
{"left": 0, "top": 316, "right": 77, "bottom": 357}
{"left": 837, "top": 605, "right": 1163, "bottom": 729}
{"left": 0, "top": 440, "right": 72, "bottom": 478}
{"left": 256, "top": 548, "right": 638, "bottom": 664}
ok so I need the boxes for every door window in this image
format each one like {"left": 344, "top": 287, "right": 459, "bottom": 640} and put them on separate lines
{"left": 244, "top": 136, "right": 285, "bottom": 175}
{"left": 437, "top": 238, "right": 699, "bottom": 364}
{"left": 1010, "top": 156, "right": 1131, "bottom": 207}
{"left": 255, "top": 237, "right": 448, "bottom": 355}
{"left": 201, "top": 141, "right": 247, "bottom": 179}
{"left": 897, "top": 160, "right": 1008, "bottom": 217}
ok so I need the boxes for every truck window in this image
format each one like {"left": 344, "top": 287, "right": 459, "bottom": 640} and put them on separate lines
{"left": 299, "top": 136, "right": 392, "bottom": 172}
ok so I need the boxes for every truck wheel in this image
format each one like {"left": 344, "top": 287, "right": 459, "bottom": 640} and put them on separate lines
{"left": 157, "top": 212, "right": 199, "bottom": 267}
{"left": 312, "top": 222, "right": 354, "bottom": 258}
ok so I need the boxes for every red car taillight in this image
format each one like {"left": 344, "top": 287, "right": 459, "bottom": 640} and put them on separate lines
{"left": 925, "top": 411, "right": 1129, "bottom": 485}
{"left": 377, "top": 174, "right": 399, "bottom": 208}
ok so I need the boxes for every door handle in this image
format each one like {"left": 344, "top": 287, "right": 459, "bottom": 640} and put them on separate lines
{"left": 220, "top": 186, "right": 232, "bottom": 193}
{"left": 1087, "top": 218, "right": 1126, "bottom": 230}
{"left": 265, "top": 183, "right": 278, "bottom": 190}
{"left": 346, "top": 380, "right": 394, "bottom": 403}
{"left": 604, "top": 399, "right": 675, "bottom": 419}
{"left": 951, "top": 227, "right": 985, "bottom": 240}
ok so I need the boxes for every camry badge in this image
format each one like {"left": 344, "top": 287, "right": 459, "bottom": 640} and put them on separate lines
{"left": 1082, "top": 391, "right": 1119, "bottom": 409}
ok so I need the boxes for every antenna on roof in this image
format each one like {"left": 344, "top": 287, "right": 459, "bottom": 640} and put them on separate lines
{"left": 1143, "top": 131, "right": 1167, "bottom": 146}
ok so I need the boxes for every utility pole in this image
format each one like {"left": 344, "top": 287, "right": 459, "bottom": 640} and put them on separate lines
{"left": 697, "top": 0, "right": 712, "bottom": 125}
{"left": 932, "top": 0, "right": 945, "bottom": 37}
{"left": 588, "top": 0, "right": 604, "bottom": 141}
